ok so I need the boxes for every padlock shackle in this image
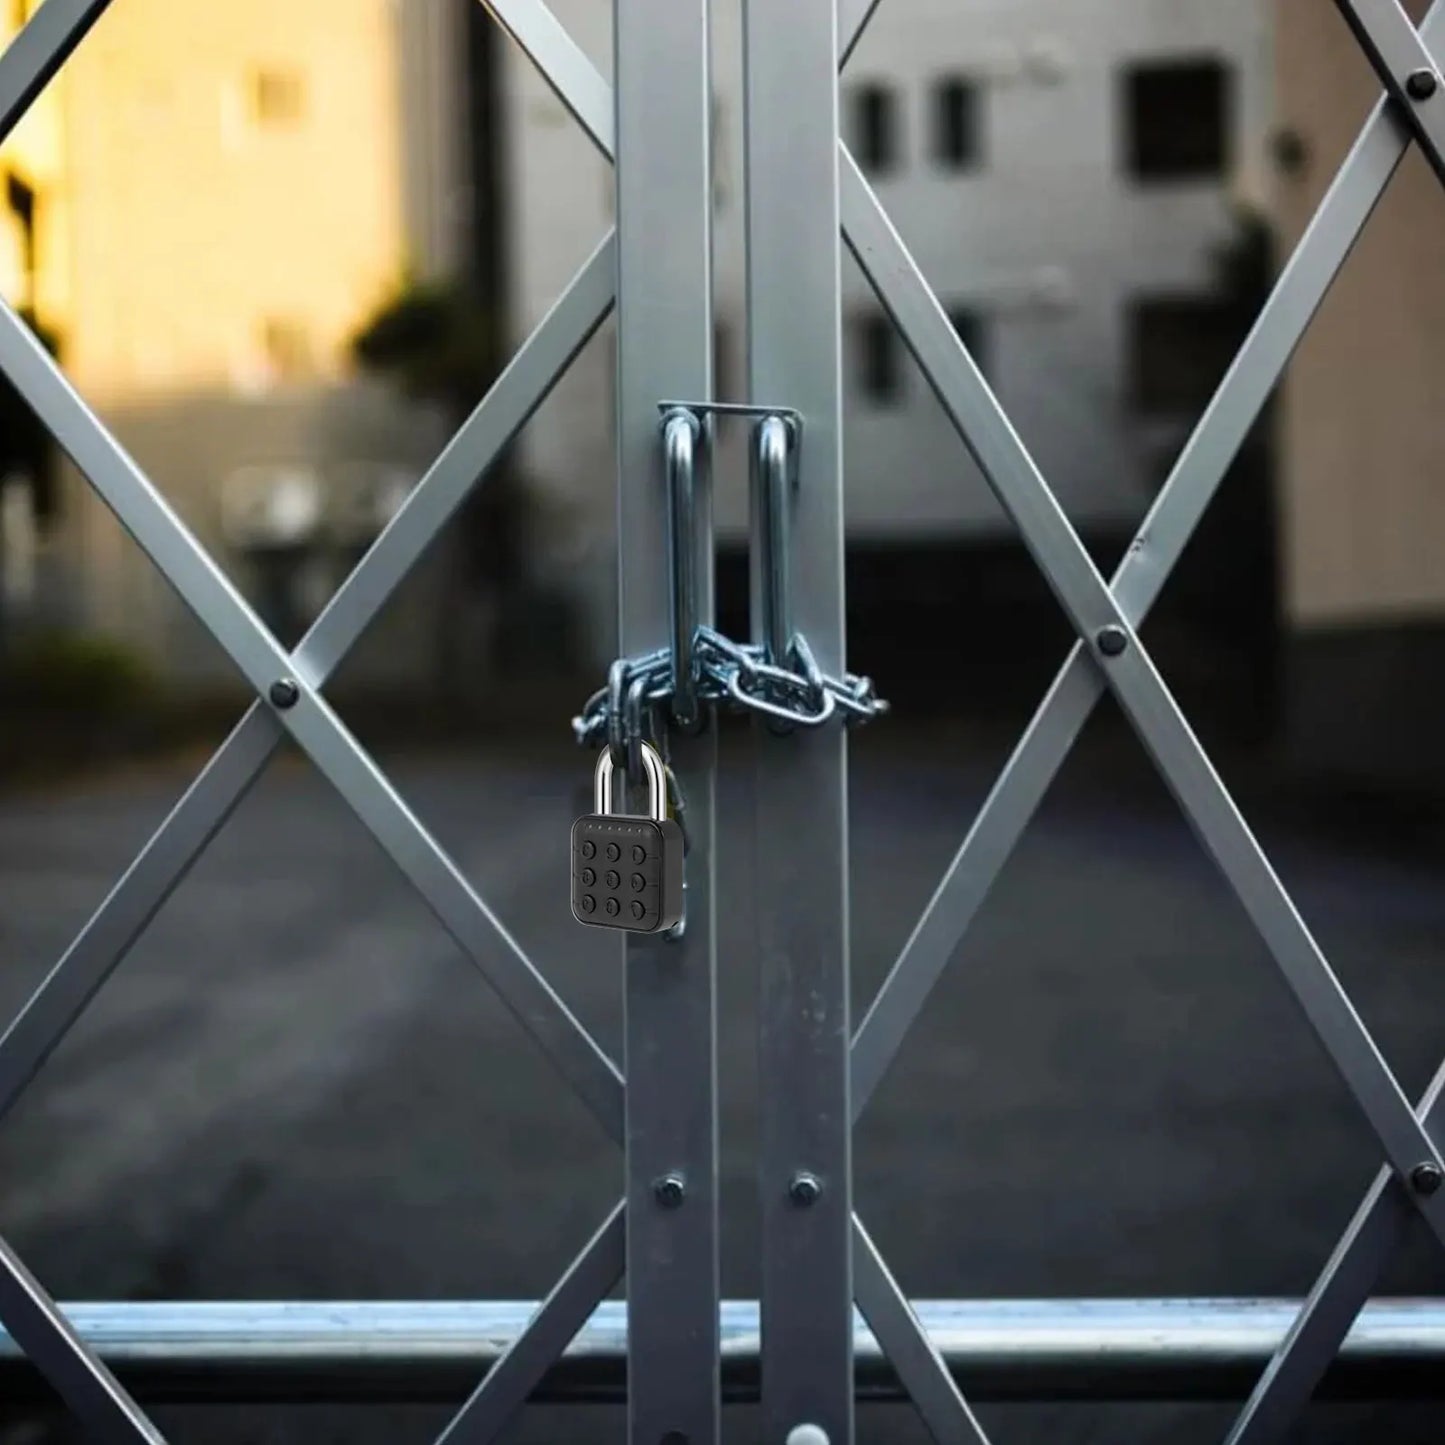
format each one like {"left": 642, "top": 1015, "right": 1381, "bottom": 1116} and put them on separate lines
{"left": 595, "top": 740, "right": 667, "bottom": 822}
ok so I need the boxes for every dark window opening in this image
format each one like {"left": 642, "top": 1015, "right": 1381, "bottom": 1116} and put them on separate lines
{"left": 262, "top": 317, "right": 314, "bottom": 380}
{"left": 6, "top": 173, "right": 36, "bottom": 304}
{"left": 713, "top": 321, "right": 734, "bottom": 401}
{"left": 251, "top": 66, "right": 307, "bottom": 126}
{"left": 854, "top": 313, "right": 902, "bottom": 404}
{"left": 1122, "top": 57, "right": 1230, "bottom": 182}
{"left": 0, "top": 304, "right": 58, "bottom": 522}
{"left": 1126, "top": 296, "right": 1240, "bottom": 417}
{"left": 934, "top": 77, "right": 980, "bottom": 170}
{"left": 947, "top": 306, "right": 987, "bottom": 377}
{"left": 852, "top": 83, "right": 900, "bottom": 175}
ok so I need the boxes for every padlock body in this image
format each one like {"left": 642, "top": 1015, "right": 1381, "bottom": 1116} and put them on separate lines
{"left": 571, "top": 813, "right": 684, "bottom": 934}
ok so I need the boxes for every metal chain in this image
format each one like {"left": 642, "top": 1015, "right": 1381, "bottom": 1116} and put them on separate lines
{"left": 571, "top": 625, "right": 887, "bottom": 755}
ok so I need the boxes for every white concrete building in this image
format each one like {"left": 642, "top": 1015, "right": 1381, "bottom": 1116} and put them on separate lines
{"left": 498, "top": 0, "right": 1273, "bottom": 664}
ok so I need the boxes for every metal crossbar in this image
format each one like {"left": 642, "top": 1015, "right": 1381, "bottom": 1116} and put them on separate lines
{"left": 499, "top": 0, "right": 1445, "bottom": 1432}
{"left": 0, "top": 1237, "right": 163, "bottom": 1442}
{"left": 0, "top": 0, "right": 109, "bottom": 136}
{"left": 0, "top": 287, "right": 622, "bottom": 1438}
{"left": 851, "top": 1220, "right": 990, "bottom": 1445}
{"left": 478, "top": 9, "right": 991, "bottom": 1435}
{"left": 842, "top": 152, "right": 1445, "bottom": 1222}
{"left": 2, "top": 0, "right": 1443, "bottom": 1440}
{"left": 743, "top": 2, "right": 854, "bottom": 1438}
{"left": 5, "top": 1296, "right": 1444, "bottom": 1404}
{"left": 612, "top": 1, "right": 721, "bottom": 1440}
{"left": 1225, "top": 1058, "right": 1445, "bottom": 1442}
{"left": 0, "top": 238, "right": 619, "bottom": 1132}
{"left": 436, "top": 1201, "right": 626, "bottom": 1443}
{"left": 835, "top": 3, "right": 1445, "bottom": 1437}
{"left": 0, "top": 2, "right": 633, "bottom": 1435}
{"left": 847, "top": 21, "right": 1445, "bottom": 1114}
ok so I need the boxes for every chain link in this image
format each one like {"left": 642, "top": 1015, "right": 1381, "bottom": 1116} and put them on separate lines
{"left": 571, "top": 625, "right": 887, "bottom": 754}
{"left": 572, "top": 628, "right": 884, "bottom": 862}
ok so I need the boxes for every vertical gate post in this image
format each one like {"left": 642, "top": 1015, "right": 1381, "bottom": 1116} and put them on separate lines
{"left": 744, "top": 0, "right": 855, "bottom": 1440}
{"left": 613, "top": 3, "right": 720, "bottom": 1444}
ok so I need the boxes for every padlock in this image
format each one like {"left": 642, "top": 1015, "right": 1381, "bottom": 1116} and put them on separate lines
{"left": 571, "top": 741, "right": 684, "bottom": 934}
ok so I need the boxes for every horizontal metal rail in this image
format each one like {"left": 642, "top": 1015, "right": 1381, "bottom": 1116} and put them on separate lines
{"left": 1, "top": 1300, "right": 1441, "bottom": 1406}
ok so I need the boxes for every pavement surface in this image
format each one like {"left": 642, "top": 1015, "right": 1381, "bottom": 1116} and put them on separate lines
{"left": 0, "top": 721, "right": 1443, "bottom": 1444}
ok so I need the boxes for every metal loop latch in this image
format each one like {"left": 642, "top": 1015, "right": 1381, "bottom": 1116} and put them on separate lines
{"left": 662, "top": 406, "right": 704, "bottom": 729}
{"left": 753, "top": 412, "right": 796, "bottom": 667}
{"left": 571, "top": 403, "right": 884, "bottom": 756}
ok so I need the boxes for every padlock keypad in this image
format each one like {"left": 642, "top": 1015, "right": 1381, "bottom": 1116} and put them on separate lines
{"left": 571, "top": 814, "right": 682, "bottom": 934}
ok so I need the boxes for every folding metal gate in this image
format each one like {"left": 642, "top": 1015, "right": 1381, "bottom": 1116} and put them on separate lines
{"left": 2, "top": 0, "right": 1445, "bottom": 1441}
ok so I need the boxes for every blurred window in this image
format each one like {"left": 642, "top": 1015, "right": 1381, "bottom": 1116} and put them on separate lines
{"left": 251, "top": 66, "right": 307, "bottom": 127}
{"left": 261, "top": 317, "right": 315, "bottom": 380}
{"left": 851, "top": 82, "right": 900, "bottom": 175}
{"left": 947, "top": 306, "right": 987, "bottom": 377}
{"left": 1126, "top": 295, "right": 1236, "bottom": 416}
{"left": 933, "top": 77, "right": 980, "bottom": 171}
{"left": 1122, "top": 57, "right": 1230, "bottom": 182}
{"left": 712, "top": 95, "right": 730, "bottom": 211}
{"left": 853, "top": 312, "right": 902, "bottom": 404}
{"left": 6, "top": 173, "right": 35, "bottom": 301}
{"left": 714, "top": 320, "right": 734, "bottom": 401}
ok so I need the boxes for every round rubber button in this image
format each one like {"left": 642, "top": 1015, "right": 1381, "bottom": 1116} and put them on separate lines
{"left": 632, "top": 844, "right": 647, "bottom": 864}
{"left": 581, "top": 868, "right": 596, "bottom": 886}
{"left": 605, "top": 843, "right": 621, "bottom": 861}
{"left": 631, "top": 873, "right": 646, "bottom": 892}
{"left": 605, "top": 897, "right": 620, "bottom": 917}
{"left": 631, "top": 900, "right": 645, "bottom": 920}
{"left": 580, "top": 840, "right": 595, "bottom": 859}
{"left": 605, "top": 870, "right": 621, "bottom": 890}
{"left": 580, "top": 895, "right": 596, "bottom": 913}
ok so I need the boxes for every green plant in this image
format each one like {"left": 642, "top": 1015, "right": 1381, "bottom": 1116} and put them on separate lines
{"left": 350, "top": 277, "right": 550, "bottom": 689}
{"left": 4, "top": 628, "right": 158, "bottom": 715}
{"left": 350, "top": 282, "right": 504, "bottom": 420}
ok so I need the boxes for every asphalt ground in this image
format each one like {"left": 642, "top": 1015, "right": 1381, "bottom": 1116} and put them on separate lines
{"left": 1, "top": 718, "right": 1443, "bottom": 1443}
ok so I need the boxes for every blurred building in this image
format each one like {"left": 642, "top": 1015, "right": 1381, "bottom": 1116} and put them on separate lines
{"left": 1273, "top": 0, "right": 1445, "bottom": 798}
{"left": 0, "top": 0, "right": 486, "bottom": 696}
{"left": 501, "top": 0, "right": 1274, "bottom": 673}
{"left": 0, "top": 0, "right": 66, "bottom": 637}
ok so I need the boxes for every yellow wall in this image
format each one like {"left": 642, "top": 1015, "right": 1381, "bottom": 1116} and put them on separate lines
{"left": 1276, "top": 0, "right": 1445, "bottom": 626}
{"left": 0, "top": 0, "right": 65, "bottom": 315}
{"left": 15, "top": 0, "right": 410, "bottom": 402}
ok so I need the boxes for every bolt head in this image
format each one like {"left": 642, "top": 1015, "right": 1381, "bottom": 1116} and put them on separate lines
{"left": 1096, "top": 625, "right": 1129, "bottom": 658}
{"left": 788, "top": 1172, "right": 822, "bottom": 1207}
{"left": 653, "top": 1174, "right": 686, "bottom": 1208}
{"left": 787, "top": 1429, "right": 831, "bottom": 1445}
{"left": 268, "top": 678, "right": 300, "bottom": 709}
{"left": 1411, "top": 1161, "right": 1444, "bottom": 1196}
{"left": 1407, "top": 68, "right": 1439, "bottom": 101}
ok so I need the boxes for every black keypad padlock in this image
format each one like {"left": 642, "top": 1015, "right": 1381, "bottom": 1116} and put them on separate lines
{"left": 572, "top": 741, "right": 683, "bottom": 934}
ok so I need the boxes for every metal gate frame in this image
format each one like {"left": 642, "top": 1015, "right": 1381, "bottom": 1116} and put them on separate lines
{"left": 1, "top": 0, "right": 1445, "bottom": 1442}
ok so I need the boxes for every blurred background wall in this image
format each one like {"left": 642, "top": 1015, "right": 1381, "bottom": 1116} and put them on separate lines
{"left": 0, "top": 0, "right": 493, "bottom": 707}
{"left": 1274, "top": 0, "right": 1445, "bottom": 798}
{"left": 0, "top": 0, "right": 1440, "bottom": 799}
